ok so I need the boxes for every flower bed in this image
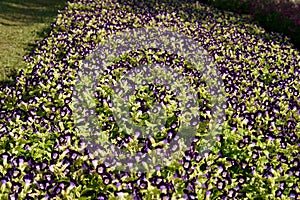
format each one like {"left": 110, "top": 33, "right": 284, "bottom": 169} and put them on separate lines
{"left": 0, "top": 0, "right": 299, "bottom": 199}
{"left": 206, "top": 0, "right": 300, "bottom": 49}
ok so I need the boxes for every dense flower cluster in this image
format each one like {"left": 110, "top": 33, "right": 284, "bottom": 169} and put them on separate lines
{"left": 0, "top": 0, "right": 299, "bottom": 199}
{"left": 206, "top": 0, "right": 300, "bottom": 48}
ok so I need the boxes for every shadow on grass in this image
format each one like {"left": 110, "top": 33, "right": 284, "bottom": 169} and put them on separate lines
{"left": 0, "top": 0, "right": 66, "bottom": 25}
{"left": 0, "top": 0, "right": 67, "bottom": 88}
{"left": 0, "top": 25, "right": 58, "bottom": 88}
{"left": 0, "top": 71, "right": 18, "bottom": 88}
{"left": 23, "top": 21, "right": 56, "bottom": 55}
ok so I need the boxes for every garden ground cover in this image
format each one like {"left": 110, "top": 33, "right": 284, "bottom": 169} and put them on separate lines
{"left": 0, "top": 0, "right": 299, "bottom": 199}
{"left": 204, "top": 0, "right": 300, "bottom": 50}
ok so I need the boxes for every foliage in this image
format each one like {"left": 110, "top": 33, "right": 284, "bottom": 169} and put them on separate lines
{"left": 205, "top": 0, "right": 300, "bottom": 50}
{"left": 0, "top": 0, "right": 299, "bottom": 199}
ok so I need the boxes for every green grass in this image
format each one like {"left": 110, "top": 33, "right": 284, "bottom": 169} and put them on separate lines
{"left": 0, "top": 0, "right": 67, "bottom": 87}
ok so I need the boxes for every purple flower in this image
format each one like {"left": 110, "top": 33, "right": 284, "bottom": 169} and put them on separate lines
{"left": 228, "top": 189, "right": 236, "bottom": 198}
{"left": 11, "top": 181, "right": 22, "bottom": 194}
{"left": 217, "top": 163, "right": 225, "bottom": 173}
{"left": 8, "top": 193, "right": 18, "bottom": 200}
{"left": 155, "top": 165, "right": 161, "bottom": 171}
{"left": 289, "top": 190, "right": 297, "bottom": 199}
{"left": 97, "top": 193, "right": 108, "bottom": 200}
{"left": 1, "top": 177, "right": 8, "bottom": 185}
{"left": 206, "top": 189, "right": 212, "bottom": 197}
{"left": 217, "top": 180, "right": 225, "bottom": 190}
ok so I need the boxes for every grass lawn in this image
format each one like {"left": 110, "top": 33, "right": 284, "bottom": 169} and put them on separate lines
{"left": 0, "top": 0, "right": 67, "bottom": 87}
